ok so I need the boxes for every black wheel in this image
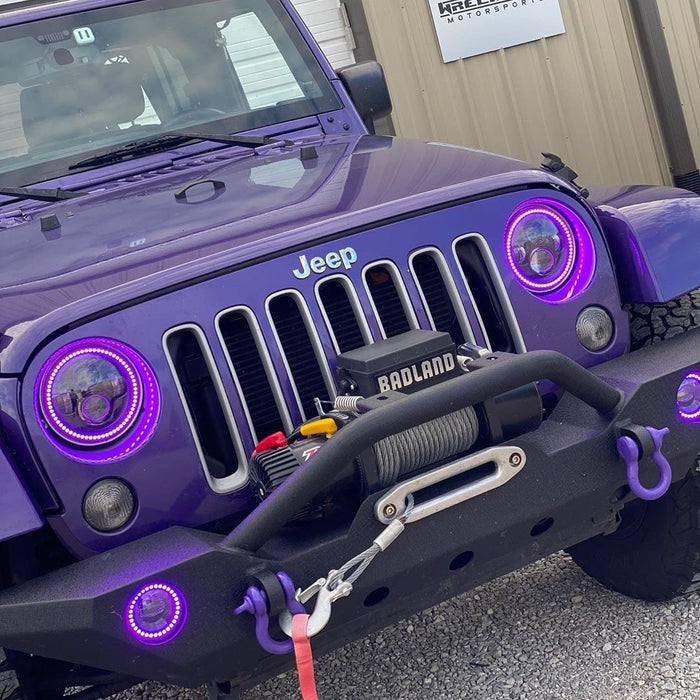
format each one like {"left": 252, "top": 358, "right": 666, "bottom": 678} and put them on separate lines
{"left": 568, "top": 287, "right": 700, "bottom": 601}
{"left": 568, "top": 471, "right": 700, "bottom": 600}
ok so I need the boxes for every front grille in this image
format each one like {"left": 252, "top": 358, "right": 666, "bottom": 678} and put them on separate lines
{"left": 165, "top": 234, "right": 521, "bottom": 491}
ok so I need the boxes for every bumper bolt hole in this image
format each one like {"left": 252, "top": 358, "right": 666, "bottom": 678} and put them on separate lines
{"left": 364, "top": 587, "right": 390, "bottom": 608}
{"left": 530, "top": 517, "right": 554, "bottom": 537}
{"left": 449, "top": 550, "right": 474, "bottom": 571}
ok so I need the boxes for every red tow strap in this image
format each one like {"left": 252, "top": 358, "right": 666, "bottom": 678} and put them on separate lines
{"left": 292, "top": 614, "right": 319, "bottom": 700}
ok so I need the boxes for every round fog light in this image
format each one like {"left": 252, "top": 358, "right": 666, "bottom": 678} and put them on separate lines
{"left": 576, "top": 307, "right": 614, "bottom": 352}
{"left": 83, "top": 479, "right": 135, "bottom": 532}
{"left": 127, "top": 583, "right": 186, "bottom": 644}
{"left": 677, "top": 373, "right": 700, "bottom": 422}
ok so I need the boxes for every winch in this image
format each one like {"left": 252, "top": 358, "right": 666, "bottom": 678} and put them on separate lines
{"left": 248, "top": 330, "right": 542, "bottom": 517}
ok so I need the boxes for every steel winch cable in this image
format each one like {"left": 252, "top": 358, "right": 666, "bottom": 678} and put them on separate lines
{"left": 373, "top": 406, "right": 480, "bottom": 487}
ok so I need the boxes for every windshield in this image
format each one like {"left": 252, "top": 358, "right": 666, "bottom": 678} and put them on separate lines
{"left": 0, "top": 0, "right": 341, "bottom": 186}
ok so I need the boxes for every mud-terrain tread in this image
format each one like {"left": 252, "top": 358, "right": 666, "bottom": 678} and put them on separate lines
{"left": 569, "top": 286, "right": 700, "bottom": 601}
{"left": 0, "top": 650, "right": 18, "bottom": 700}
{"left": 628, "top": 288, "right": 700, "bottom": 350}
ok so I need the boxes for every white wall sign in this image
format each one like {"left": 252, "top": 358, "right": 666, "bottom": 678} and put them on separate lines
{"left": 427, "top": 0, "right": 565, "bottom": 63}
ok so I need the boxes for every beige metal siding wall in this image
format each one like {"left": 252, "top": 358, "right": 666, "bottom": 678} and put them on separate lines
{"left": 362, "top": 0, "right": 669, "bottom": 186}
{"left": 657, "top": 0, "right": 700, "bottom": 167}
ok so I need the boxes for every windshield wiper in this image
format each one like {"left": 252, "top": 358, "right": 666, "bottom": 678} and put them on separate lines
{"left": 69, "top": 132, "right": 293, "bottom": 171}
{"left": 0, "top": 186, "right": 85, "bottom": 203}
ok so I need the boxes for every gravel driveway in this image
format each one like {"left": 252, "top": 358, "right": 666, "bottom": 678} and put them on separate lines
{"left": 116, "top": 551, "right": 700, "bottom": 699}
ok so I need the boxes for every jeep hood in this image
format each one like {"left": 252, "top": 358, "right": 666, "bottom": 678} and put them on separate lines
{"left": 0, "top": 135, "right": 564, "bottom": 371}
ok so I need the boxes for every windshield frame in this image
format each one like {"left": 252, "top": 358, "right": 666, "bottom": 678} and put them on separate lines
{"left": 0, "top": 0, "right": 343, "bottom": 187}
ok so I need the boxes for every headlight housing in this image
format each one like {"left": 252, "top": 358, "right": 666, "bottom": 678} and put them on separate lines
{"left": 505, "top": 200, "right": 597, "bottom": 302}
{"left": 36, "top": 338, "right": 160, "bottom": 463}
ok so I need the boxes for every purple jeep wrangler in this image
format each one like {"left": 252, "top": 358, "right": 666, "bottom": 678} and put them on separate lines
{"left": 0, "top": 0, "right": 699, "bottom": 697}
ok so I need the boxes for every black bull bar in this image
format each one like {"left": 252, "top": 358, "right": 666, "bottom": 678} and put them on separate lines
{"left": 0, "top": 332, "right": 697, "bottom": 689}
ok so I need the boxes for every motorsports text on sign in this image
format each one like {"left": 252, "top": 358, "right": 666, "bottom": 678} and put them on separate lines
{"left": 428, "top": 0, "right": 565, "bottom": 63}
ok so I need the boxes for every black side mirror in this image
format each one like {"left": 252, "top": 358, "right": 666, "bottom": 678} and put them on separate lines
{"left": 337, "top": 61, "right": 392, "bottom": 134}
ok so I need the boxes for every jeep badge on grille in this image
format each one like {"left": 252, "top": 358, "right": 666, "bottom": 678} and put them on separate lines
{"left": 293, "top": 247, "right": 358, "bottom": 279}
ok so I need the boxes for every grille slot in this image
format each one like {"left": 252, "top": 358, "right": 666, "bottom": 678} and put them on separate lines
{"left": 163, "top": 325, "right": 245, "bottom": 491}
{"left": 268, "top": 292, "right": 334, "bottom": 420}
{"left": 410, "top": 249, "right": 472, "bottom": 347}
{"left": 364, "top": 262, "right": 416, "bottom": 338}
{"left": 217, "top": 308, "right": 289, "bottom": 443}
{"left": 454, "top": 236, "right": 523, "bottom": 352}
{"left": 317, "top": 276, "right": 369, "bottom": 353}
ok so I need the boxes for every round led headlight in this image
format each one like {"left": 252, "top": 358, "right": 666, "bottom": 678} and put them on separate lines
{"left": 127, "top": 583, "right": 186, "bottom": 645}
{"left": 36, "top": 338, "right": 160, "bottom": 463}
{"left": 505, "top": 200, "right": 597, "bottom": 302}
{"left": 677, "top": 373, "right": 700, "bottom": 423}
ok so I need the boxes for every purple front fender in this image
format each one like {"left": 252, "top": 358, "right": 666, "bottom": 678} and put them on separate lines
{"left": 0, "top": 445, "right": 43, "bottom": 544}
{"left": 589, "top": 185, "right": 700, "bottom": 304}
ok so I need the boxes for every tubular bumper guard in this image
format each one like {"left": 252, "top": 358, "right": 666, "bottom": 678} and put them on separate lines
{"left": 0, "top": 333, "right": 698, "bottom": 689}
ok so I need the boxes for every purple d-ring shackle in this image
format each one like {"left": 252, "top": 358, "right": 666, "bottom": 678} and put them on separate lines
{"left": 234, "top": 572, "right": 306, "bottom": 655}
{"left": 617, "top": 427, "right": 672, "bottom": 501}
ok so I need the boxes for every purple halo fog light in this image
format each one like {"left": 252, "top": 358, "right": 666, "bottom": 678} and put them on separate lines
{"left": 677, "top": 372, "right": 700, "bottom": 422}
{"left": 505, "top": 200, "right": 597, "bottom": 302}
{"left": 127, "top": 583, "right": 186, "bottom": 645}
{"left": 35, "top": 338, "right": 160, "bottom": 464}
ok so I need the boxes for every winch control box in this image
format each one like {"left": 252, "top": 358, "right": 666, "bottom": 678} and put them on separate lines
{"left": 336, "top": 330, "right": 460, "bottom": 397}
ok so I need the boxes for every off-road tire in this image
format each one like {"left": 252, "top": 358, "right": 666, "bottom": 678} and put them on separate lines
{"left": 568, "top": 472, "right": 700, "bottom": 600}
{"left": 568, "top": 287, "right": 700, "bottom": 601}
{"left": 0, "top": 649, "right": 19, "bottom": 700}
{"left": 0, "top": 650, "right": 65, "bottom": 700}
{"left": 628, "top": 288, "right": 700, "bottom": 350}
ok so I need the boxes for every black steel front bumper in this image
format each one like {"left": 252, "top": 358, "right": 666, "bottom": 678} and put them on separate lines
{"left": 0, "top": 331, "right": 698, "bottom": 689}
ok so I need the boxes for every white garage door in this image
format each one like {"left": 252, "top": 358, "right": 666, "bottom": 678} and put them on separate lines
{"left": 292, "top": 0, "right": 356, "bottom": 69}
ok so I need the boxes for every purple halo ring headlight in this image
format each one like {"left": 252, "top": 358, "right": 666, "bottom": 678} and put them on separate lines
{"left": 127, "top": 583, "right": 187, "bottom": 645}
{"left": 35, "top": 338, "right": 160, "bottom": 464}
{"left": 505, "top": 200, "right": 597, "bottom": 303}
{"left": 677, "top": 372, "right": 700, "bottom": 423}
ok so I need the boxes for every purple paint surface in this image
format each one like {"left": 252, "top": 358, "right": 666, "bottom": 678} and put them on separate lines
{"left": 0, "top": 445, "right": 43, "bottom": 543}
{"left": 588, "top": 185, "right": 700, "bottom": 303}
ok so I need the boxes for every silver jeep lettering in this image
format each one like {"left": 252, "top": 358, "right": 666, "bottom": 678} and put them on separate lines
{"left": 293, "top": 247, "right": 358, "bottom": 279}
